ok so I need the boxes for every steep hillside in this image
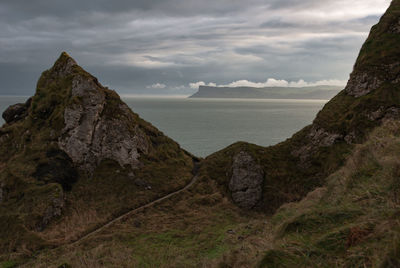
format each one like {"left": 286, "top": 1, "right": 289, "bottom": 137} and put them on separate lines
{"left": 0, "top": 52, "right": 195, "bottom": 256}
{"left": 260, "top": 120, "right": 400, "bottom": 267}
{"left": 198, "top": 0, "right": 400, "bottom": 213}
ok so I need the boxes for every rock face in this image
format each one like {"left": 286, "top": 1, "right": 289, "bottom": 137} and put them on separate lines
{"left": 292, "top": 125, "right": 343, "bottom": 162}
{"left": 345, "top": 72, "right": 384, "bottom": 97}
{"left": 229, "top": 151, "right": 264, "bottom": 209}
{"left": 55, "top": 58, "right": 149, "bottom": 172}
{"left": 2, "top": 98, "right": 31, "bottom": 124}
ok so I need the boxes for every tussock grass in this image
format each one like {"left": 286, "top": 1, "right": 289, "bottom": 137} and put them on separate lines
{"left": 260, "top": 120, "right": 400, "bottom": 267}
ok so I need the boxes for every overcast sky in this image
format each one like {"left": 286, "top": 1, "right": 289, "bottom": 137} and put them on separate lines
{"left": 0, "top": 0, "right": 391, "bottom": 96}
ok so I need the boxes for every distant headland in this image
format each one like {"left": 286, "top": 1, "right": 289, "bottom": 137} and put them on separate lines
{"left": 189, "top": 85, "right": 343, "bottom": 99}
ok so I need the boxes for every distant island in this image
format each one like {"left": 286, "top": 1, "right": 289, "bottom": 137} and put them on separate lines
{"left": 189, "top": 85, "right": 343, "bottom": 99}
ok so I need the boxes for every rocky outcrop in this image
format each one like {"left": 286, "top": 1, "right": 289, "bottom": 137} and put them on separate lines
{"left": 229, "top": 151, "right": 264, "bottom": 209}
{"left": 345, "top": 62, "right": 400, "bottom": 97}
{"left": 2, "top": 98, "right": 31, "bottom": 124}
{"left": 344, "top": 72, "right": 384, "bottom": 97}
{"left": 55, "top": 54, "right": 149, "bottom": 172}
{"left": 292, "top": 125, "right": 343, "bottom": 162}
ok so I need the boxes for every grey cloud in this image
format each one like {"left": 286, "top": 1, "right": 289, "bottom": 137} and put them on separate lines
{"left": 0, "top": 0, "right": 390, "bottom": 96}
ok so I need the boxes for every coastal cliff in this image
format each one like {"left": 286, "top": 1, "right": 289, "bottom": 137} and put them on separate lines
{"left": 0, "top": 0, "right": 400, "bottom": 266}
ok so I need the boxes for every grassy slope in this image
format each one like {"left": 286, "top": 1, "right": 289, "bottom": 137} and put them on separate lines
{"left": 260, "top": 120, "right": 400, "bottom": 267}
{"left": 0, "top": 53, "right": 194, "bottom": 259}
{"left": 14, "top": 169, "right": 272, "bottom": 268}
{"left": 11, "top": 120, "right": 400, "bottom": 268}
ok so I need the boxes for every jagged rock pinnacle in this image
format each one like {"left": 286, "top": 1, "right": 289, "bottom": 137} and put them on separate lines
{"left": 51, "top": 51, "right": 79, "bottom": 77}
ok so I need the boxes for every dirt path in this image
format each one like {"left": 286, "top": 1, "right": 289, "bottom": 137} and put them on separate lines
{"left": 69, "top": 175, "right": 199, "bottom": 246}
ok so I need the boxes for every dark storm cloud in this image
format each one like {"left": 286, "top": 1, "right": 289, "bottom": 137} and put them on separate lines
{"left": 0, "top": 0, "right": 391, "bottom": 96}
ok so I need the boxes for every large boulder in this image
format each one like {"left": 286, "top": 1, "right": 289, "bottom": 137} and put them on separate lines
{"left": 229, "top": 151, "right": 264, "bottom": 209}
{"left": 2, "top": 98, "right": 31, "bottom": 124}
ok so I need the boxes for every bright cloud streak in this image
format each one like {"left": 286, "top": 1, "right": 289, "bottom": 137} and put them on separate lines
{"left": 189, "top": 78, "right": 347, "bottom": 89}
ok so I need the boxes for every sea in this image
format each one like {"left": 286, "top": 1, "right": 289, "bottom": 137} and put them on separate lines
{"left": 0, "top": 96, "right": 327, "bottom": 157}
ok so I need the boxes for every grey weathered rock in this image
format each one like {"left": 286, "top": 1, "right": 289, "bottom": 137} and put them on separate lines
{"left": 229, "top": 151, "right": 264, "bottom": 209}
{"left": 344, "top": 72, "right": 383, "bottom": 97}
{"left": 367, "top": 106, "right": 386, "bottom": 121}
{"left": 366, "top": 106, "right": 400, "bottom": 122}
{"left": 2, "top": 98, "right": 31, "bottom": 124}
{"left": 308, "top": 126, "right": 342, "bottom": 147}
{"left": 292, "top": 125, "right": 343, "bottom": 162}
{"left": 57, "top": 60, "right": 149, "bottom": 173}
{"left": 345, "top": 60, "right": 400, "bottom": 98}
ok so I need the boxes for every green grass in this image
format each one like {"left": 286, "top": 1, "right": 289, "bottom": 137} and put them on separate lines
{"left": 0, "top": 261, "right": 17, "bottom": 268}
{"left": 129, "top": 224, "right": 230, "bottom": 264}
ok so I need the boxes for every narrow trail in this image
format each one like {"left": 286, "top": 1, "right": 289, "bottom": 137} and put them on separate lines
{"left": 68, "top": 175, "right": 199, "bottom": 246}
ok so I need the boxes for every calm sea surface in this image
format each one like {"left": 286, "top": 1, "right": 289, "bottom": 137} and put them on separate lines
{"left": 0, "top": 96, "right": 327, "bottom": 157}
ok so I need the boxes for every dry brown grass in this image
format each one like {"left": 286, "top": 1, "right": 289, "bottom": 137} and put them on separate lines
{"left": 20, "top": 178, "right": 274, "bottom": 267}
{"left": 38, "top": 201, "right": 106, "bottom": 244}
